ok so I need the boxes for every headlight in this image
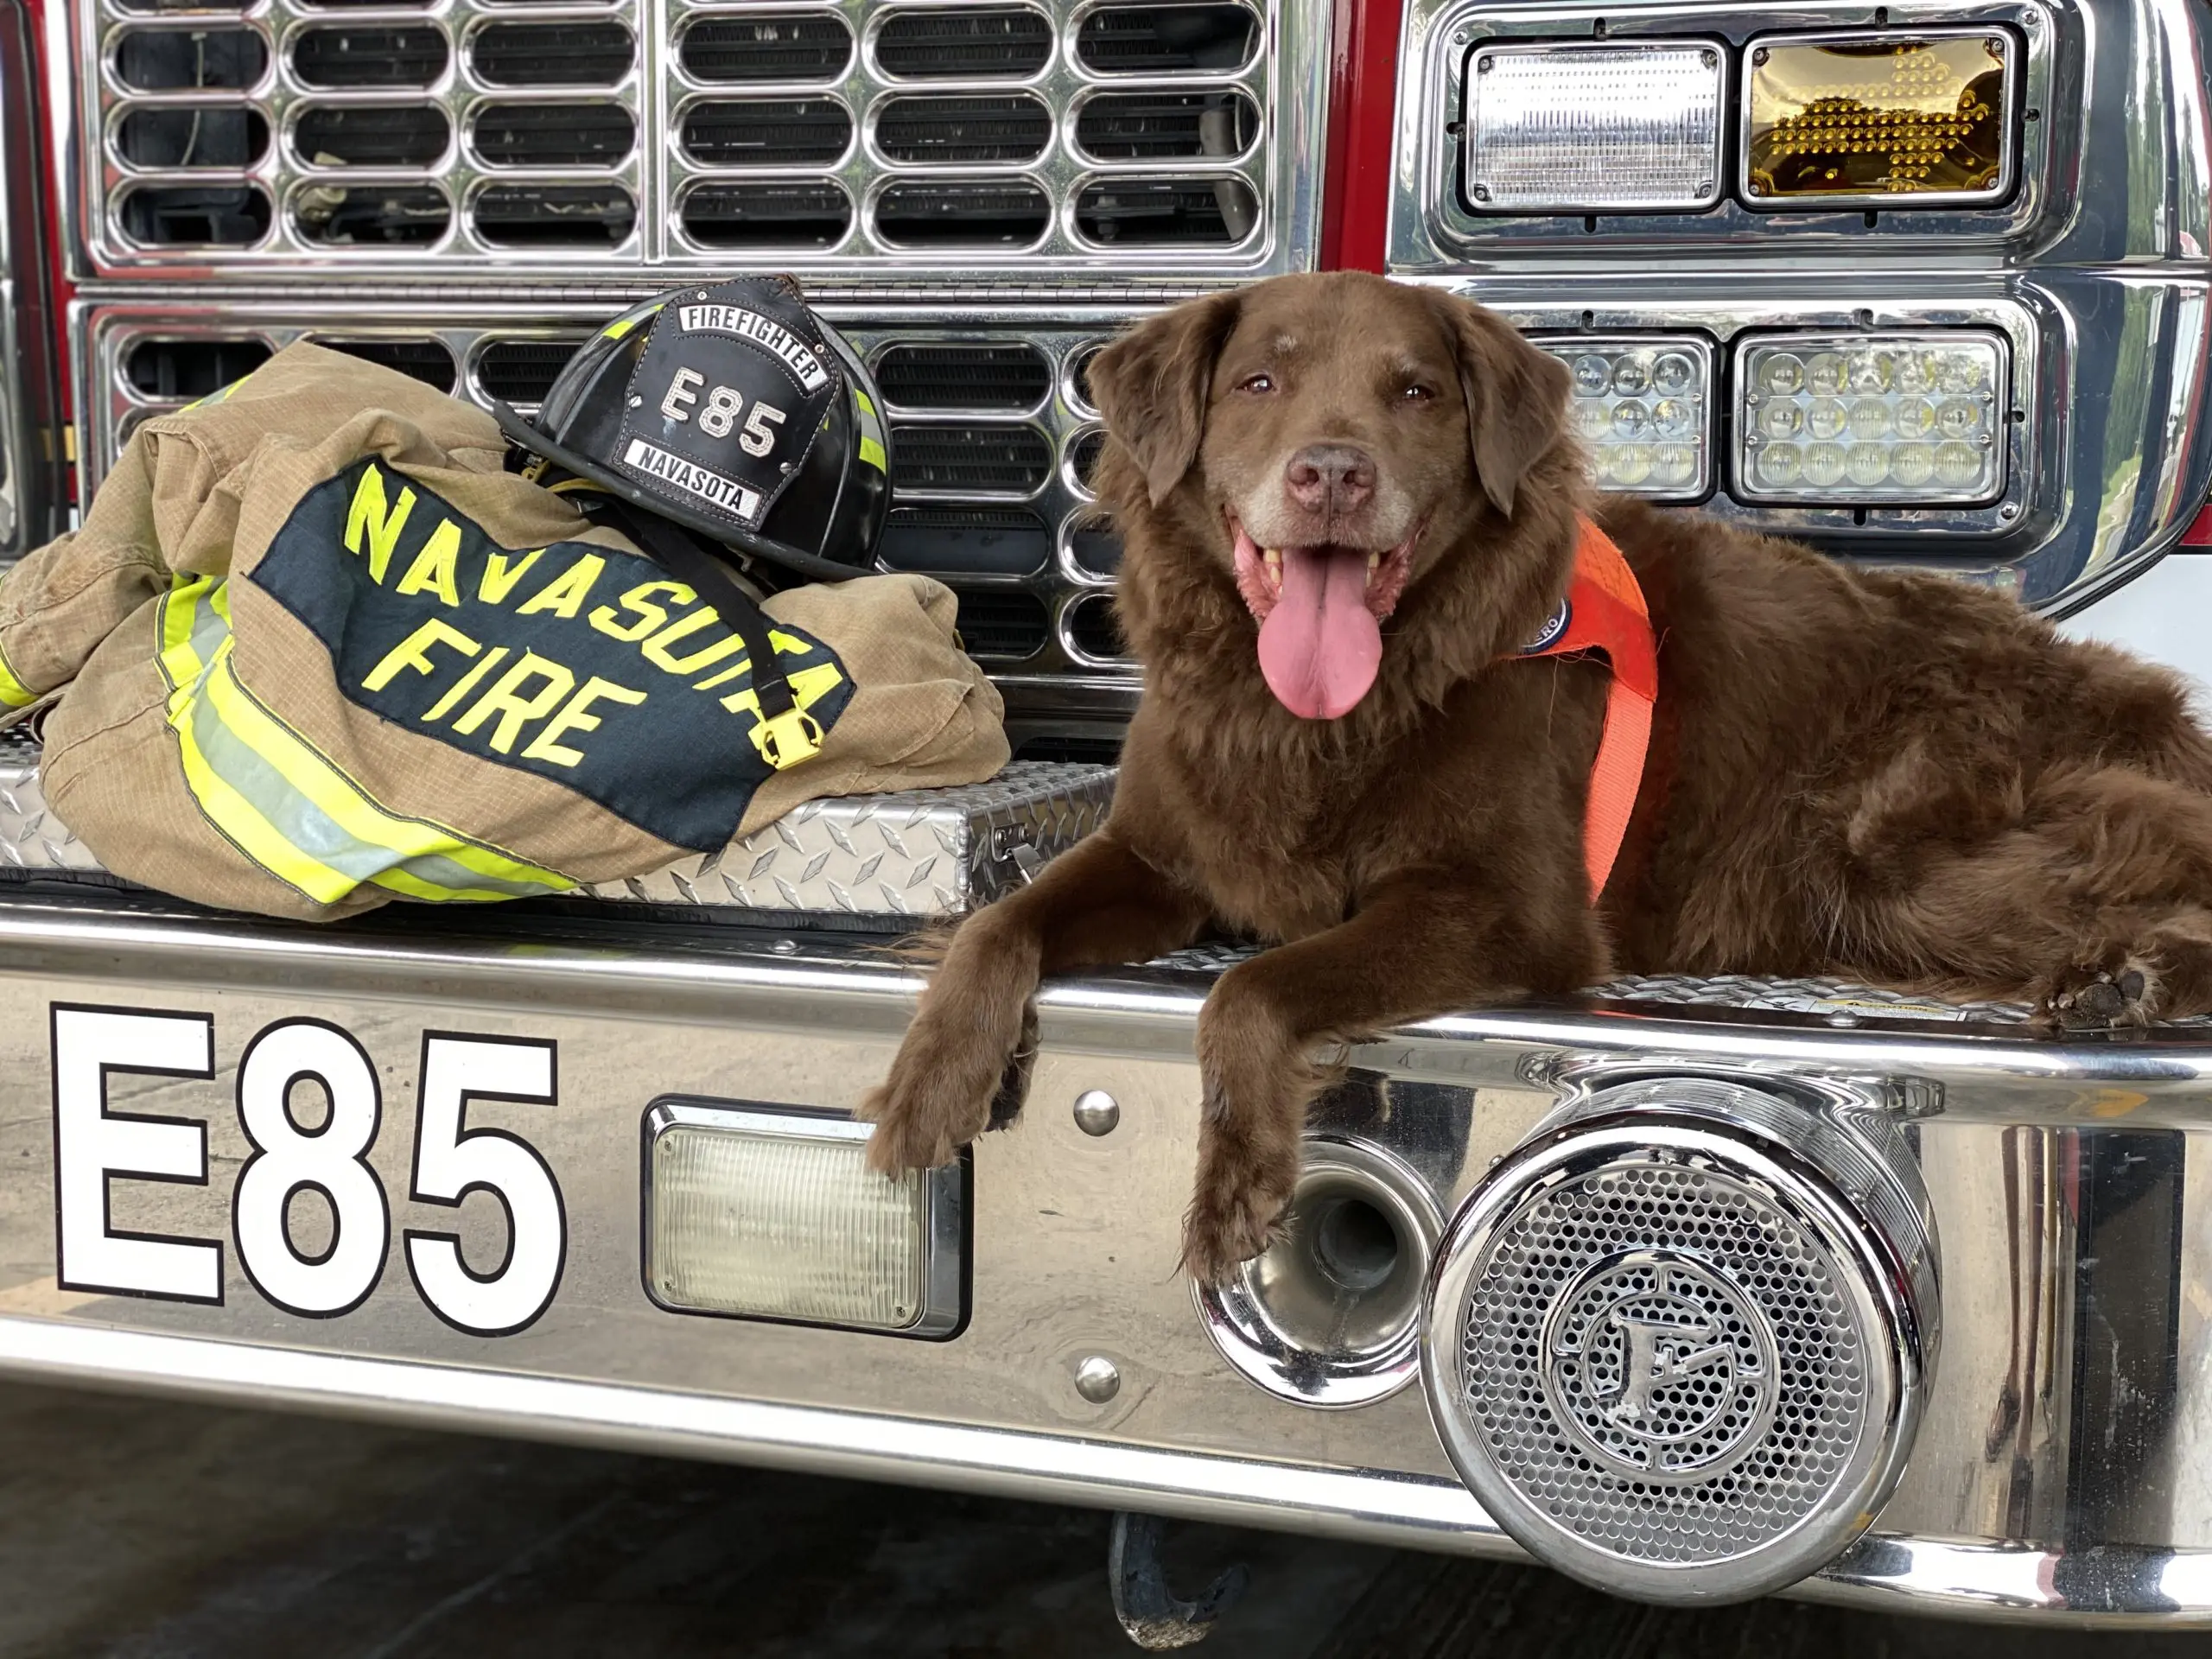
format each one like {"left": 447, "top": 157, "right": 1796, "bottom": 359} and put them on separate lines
{"left": 1735, "top": 332, "right": 2008, "bottom": 505}
{"left": 1464, "top": 41, "right": 1725, "bottom": 213}
{"left": 1744, "top": 31, "right": 2015, "bottom": 207}
{"left": 644, "top": 1100, "right": 966, "bottom": 1337}
{"left": 1536, "top": 335, "right": 1713, "bottom": 500}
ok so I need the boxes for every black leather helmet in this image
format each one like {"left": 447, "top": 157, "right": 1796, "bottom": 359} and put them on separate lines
{"left": 493, "top": 275, "right": 891, "bottom": 586}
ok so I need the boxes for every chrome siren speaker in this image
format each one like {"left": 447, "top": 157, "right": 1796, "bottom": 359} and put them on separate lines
{"left": 1421, "top": 1077, "right": 1939, "bottom": 1604}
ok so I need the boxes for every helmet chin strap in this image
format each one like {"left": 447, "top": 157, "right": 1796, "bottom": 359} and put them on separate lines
{"left": 586, "top": 497, "right": 827, "bottom": 772}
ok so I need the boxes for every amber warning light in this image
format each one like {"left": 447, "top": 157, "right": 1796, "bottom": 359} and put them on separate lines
{"left": 1745, "top": 32, "right": 2015, "bottom": 207}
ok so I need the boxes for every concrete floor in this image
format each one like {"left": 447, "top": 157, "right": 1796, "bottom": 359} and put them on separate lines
{"left": 0, "top": 1380, "right": 2196, "bottom": 1658}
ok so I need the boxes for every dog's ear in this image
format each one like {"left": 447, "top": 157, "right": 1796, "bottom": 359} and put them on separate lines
{"left": 1089, "top": 292, "right": 1242, "bottom": 506}
{"left": 1427, "top": 291, "right": 1573, "bottom": 518}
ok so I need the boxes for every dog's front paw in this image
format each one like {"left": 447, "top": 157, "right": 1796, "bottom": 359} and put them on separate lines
{"left": 2040, "top": 953, "right": 2161, "bottom": 1031}
{"left": 858, "top": 1027, "right": 1003, "bottom": 1173}
{"left": 1180, "top": 1115, "right": 1300, "bottom": 1286}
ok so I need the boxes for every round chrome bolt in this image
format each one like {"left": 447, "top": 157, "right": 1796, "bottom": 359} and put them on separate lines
{"left": 1072, "top": 1089, "right": 1121, "bottom": 1137}
{"left": 1075, "top": 1355, "right": 1121, "bottom": 1403}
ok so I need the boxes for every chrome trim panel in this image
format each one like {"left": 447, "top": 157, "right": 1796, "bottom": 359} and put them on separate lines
{"left": 8, "top": 1316, "right": 2212, "bottom": 1624}
{"left": 57, "top": 0, "right": 1331, "bottom": 283}
{"left": 3, "top": 900, "right": 2212, "bottom": 1617}
{"left": 0, "top": 911, "right": 2212, "bottom": 1628}
{"left": 0, "top": 1314, "right": 1504, "bottom": 1552}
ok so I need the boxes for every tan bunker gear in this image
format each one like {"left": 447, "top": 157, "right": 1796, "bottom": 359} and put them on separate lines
{"left": 0, "top": 343, "right": 1007, "bottom": 921}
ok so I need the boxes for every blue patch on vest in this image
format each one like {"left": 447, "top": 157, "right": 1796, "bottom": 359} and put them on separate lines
{"left": 1520, "top": 597, "right": 1572, "bottom": 655}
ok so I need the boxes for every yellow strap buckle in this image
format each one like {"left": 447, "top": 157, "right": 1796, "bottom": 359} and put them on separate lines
{"left": 753, "top": 707, "right": 825, "bottom": 770}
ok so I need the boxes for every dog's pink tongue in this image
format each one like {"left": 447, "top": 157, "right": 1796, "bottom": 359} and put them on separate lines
{"left": 1256, "top": 547, "right": 1382, "bottom": 720}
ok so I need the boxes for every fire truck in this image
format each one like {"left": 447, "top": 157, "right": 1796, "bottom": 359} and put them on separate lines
{"left": 3, "top": 0, "right": 2212, "bottom": 1639}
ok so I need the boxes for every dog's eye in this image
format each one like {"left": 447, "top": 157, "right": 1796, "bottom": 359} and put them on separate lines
{"left": 1402, "top": 384, "right": 1437, "bottom": 403}
{"left": 1237, "top": 372, "right": 1275, "bottom": 394}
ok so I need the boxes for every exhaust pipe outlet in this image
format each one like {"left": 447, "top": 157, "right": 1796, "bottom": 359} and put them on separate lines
{"left": 1421, "top": 1077, "right": 1939, "bottom": 1605}
{"left": 1197, "top": 1136, "right": 1443, "bottom": 1408}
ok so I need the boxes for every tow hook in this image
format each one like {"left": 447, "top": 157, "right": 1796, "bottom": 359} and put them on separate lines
{"left": 1108, "top": 1511, "right": 1249, "bottom": 1649}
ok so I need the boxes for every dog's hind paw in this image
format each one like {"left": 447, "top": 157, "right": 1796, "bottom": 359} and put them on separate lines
{"left": 2041, "top": 955, "right": 2161, "bottom": 1032}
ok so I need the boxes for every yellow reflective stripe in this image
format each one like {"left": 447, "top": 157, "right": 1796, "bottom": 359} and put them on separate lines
{"left": 161, "top": 576, "right": 207, "bottom": 671}
{"left": 156, "top": 575, "right": 575, "bottom": 906}
{"left": 182, "top": 379, "right": 245, "bottom": 413}
{"left": 158, "top": 574, "right": 231, "bottom": 702}
{"left": 601, "top": 303, "right": 662, "bottom": 341}
{"left": 197, "top": 650, "right": 569, "bottom": 898}
{"left": 168, "top": 662, "right": 359, "bottom": 906}
{"left": 0, "top": 646, "right": 36, "bottom": 709}
{"left": 852, "top": 388, "right": 887, "bottom": 473}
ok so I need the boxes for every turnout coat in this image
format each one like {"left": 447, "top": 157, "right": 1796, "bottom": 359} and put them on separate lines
{"left": 0, "top": 343, "right": 1007, "bottom": 920}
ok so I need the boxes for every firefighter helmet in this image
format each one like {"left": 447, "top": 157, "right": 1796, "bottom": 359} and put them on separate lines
{"left": 493, "top": 276, "right": 891, "bottom": 585}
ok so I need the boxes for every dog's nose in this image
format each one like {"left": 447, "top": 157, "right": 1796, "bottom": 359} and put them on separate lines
{"left": 1284, "top": 445, "right": 1376, "bottom": 516}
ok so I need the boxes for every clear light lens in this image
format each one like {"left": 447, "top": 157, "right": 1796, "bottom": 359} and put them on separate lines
{"left": 1653, "top": 443, "right": 1698, "bottom": 486}
{"left": 1651, "top": 353, "right": 1695, "bottom": 395}
{"left": 1465, "top": 42, "right": 1725, "bottom": 212}
{"left": 1802, "top": 442, "right": 1848, "bottom": 486}
{"left": 1538, "top": 335, "right": 1713, "bottom": 500}
{"left": 1745, "top": 32, "right": 2012, "bottom": 206}
{"left": 1737, "top": 332, "right": 2006, "bottom": 503}
{"left": 649, "top": 1112, "right": 936, "bottom": 1332}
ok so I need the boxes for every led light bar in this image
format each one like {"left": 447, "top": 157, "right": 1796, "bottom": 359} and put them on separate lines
{"left": 1735, "top": 332, "right": 2008, "bottom": 505}
{"left": 644, "top": 1100, "right": 965, "bottom": 1338}
{"left": 1744, "top": 31, "right": 2016, "bottom": 207}
{"left": 1464, "top": 41, "right": 1726, "bottom": 213}
{"left": 1536, "top": 335, "right": 1713, "bottom": 500}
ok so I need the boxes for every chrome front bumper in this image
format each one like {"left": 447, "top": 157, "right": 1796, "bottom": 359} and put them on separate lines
{"left": 0, "top": 894, "right": 2209, "bottom": 1624}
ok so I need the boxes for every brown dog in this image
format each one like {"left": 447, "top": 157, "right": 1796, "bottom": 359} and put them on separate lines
{"left": 861, "top": 270, "right": 2212, "bottom": 1283}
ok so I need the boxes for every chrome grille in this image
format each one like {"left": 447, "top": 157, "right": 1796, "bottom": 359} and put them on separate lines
{"left": 69, "top": 0, "right": 1327, "bottom": 279}
{"left": 86, "top": 0, "right": 648, "bottom": 263}
{"left": 78, "top": 302, "right": 1140, "bottom": 724}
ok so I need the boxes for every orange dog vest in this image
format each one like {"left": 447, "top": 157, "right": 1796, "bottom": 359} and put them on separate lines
{"left": 1516, "top": 520, "right": 1658, "bottom": 903}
